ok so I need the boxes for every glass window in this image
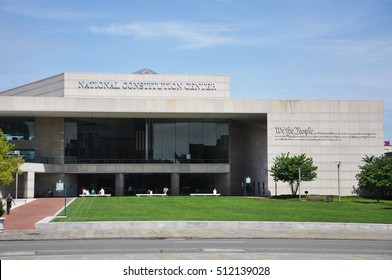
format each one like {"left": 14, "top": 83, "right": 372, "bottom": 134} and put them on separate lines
{"left": 153, "top": 120, "right": 162, "bottom": 162}
{"left": 203, "top": 120, "right": 216, "bottom": 146}
{"left": 189, "top": 120, "right": 203, "bottom": 161}
{"left": 65, "top": 119, "right": 77, "bottom": 163}
{"left": 203, "top": 120, "right": 217, "bottom": 162}
{"left": 134, "top": 119, "right": 146, "bottom": 160}
{"left": 94, "top": 118, "right": 108, "bottom": 159}
{"left": 216, "top": 121, "right": 229, "bottom": 162}
{"left": 19, "top": 149, "right": 35, "bottom": 162}
{"left": 175, "top": 120, "right": 189, "bottom": 163}
{"left": 0, "top": 117, "right": 35, "bottom": 140}
{"left": 161, "top": 119, "right": 175, "bottom": 163}
{"left": 65, "top": 118, "right": 146, "bottom": 163}
{"left": 64, "top": 118, "right": 229, "bottom": 164}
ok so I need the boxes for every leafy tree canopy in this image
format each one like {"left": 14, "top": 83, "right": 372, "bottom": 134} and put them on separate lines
{"left": 270, "top": 153, "right": 318, "bottom": 195}
{"left": 356, "top": 154, "right": 392, "bottom": 201}
{"left": 0, "top": 129, "right": 24, "bottom": 186}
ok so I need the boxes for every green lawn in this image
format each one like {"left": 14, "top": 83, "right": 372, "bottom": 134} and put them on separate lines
{"left": 53, "top": 196, "right": 392, "bottom": 224}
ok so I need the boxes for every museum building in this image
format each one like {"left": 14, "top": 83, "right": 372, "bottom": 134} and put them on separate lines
{"left": 0, "top": 70, "right": 384, "bottom": 198}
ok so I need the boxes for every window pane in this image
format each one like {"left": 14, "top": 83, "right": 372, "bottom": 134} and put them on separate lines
{"left": 189, "top": 120, "right": 203, "bottom": 161}
{"left": 203, "top": 120, "right": 216, "bottom": 162}
{"left": 65, "top": 118, "right": 146, "bottom": 163}
{"left": 65, "top": 119, "right": 77, "bottom": 163}
{"left": 0, "top": 117, "right": 35, "bottom": 140}
{"left": 175, "top": 120, "right": 189, "bottom": 163}
{"left": 153, "top": 120, "right": 162, "bottom": 161}
{"left": 217, "top": 121, "right": 229, "bottom": 162}
{"left": 161, "top": 120, "right": 175, "bottom": 163}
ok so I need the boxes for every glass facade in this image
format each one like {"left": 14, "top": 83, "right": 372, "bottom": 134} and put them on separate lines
{"left": 0, "top": 117, "right": 36, "bottom": 162}
{"left": 15, "top": 149, "right": 35, "bottom": 162}
{"left": 65, "top": 118, "right": 229, "bottom": 164}
{"left": 65, "top": 118, "right": 145, "bottom": 163}
{"left": 0, "top": 117, "right": 35, "bottom": 140}
{"left": 153, "top": 119, "right": 229, "bottom": 163}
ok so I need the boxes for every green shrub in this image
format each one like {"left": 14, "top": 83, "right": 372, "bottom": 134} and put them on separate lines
{"left": 0, "top": 198, "right": 5, "bottom": 216}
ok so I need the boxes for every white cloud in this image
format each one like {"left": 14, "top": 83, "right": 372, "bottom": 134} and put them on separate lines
{"left": 298, "top": 38, "right": 392, "bottom": 63}
{"left": 90, "top": 21, "right": 254, "bottom": 49}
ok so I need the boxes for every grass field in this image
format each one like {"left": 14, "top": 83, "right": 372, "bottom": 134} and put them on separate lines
{"left": 53, "top": 196, "right": 392, "bottom": 224}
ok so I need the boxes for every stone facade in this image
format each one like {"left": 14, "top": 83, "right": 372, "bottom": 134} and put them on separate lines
{"left": 0, "top": 72, "right": 384, "bottom": 198}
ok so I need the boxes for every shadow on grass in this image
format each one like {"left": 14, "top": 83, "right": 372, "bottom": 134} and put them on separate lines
{"left": 354, "top": 200, "right": 388, "bottom": 205}
{"left": 269, "top": 195, "right": 299, "bottom": 200}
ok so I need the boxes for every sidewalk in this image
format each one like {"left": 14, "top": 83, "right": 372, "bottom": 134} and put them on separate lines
{"left": 2, "top": 198, "right": 73, "bottom": 230}
{"left": 1, "top": 198, "right": 391, "bottom": 241}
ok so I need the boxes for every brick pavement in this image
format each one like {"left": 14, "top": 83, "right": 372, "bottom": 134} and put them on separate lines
{"left": 3, "top": 198, "right": 73, "bottom": 230}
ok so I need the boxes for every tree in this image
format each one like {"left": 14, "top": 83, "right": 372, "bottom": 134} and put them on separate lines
{"left": 269, "top": 153, "right": 318, "bottom": 195}
{"left": 355, "top": 155, "right": 392, "bottom": 202}
{"left": 0, "top": 129, "right": 24, "bottom": 186}
{"left": 0, "top": 198, "right": 4, "bottom": 217}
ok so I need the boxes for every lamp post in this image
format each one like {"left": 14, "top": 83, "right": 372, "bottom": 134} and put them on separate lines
{"left": 335, "top": 161, "right": 341, "bottom": 203}
{"left": 15, "top": 173, "right": 18, "bottom": 199}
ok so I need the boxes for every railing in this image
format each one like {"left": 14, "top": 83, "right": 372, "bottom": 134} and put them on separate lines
{"left": 64, "top": 157, "right": 229, "bottom": 164}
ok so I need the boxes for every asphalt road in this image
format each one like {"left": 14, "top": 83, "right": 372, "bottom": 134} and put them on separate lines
{"left": 1, "top": 238, "right": 391, "bottom": 260}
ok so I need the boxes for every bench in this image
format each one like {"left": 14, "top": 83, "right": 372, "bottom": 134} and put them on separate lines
{"left": 307, "top": 194, "right": 333, "bottom": 202}
{"left": 190, "top": 193, "right": 221, "bottom": 196}
{"left": 79, "top": 194, "right": 111, "bottom": 197}
{"left": 136, "top": 194, "right": 167, "bottom": 197}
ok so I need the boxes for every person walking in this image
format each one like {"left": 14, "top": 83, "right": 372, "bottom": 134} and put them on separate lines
{"left": 5, "top": 194, "right": 16, "bottom": 215}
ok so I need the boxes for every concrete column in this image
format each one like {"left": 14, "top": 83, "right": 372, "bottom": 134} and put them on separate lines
{"left": 25, "top": 171, "right": 35, "bottom": 198}
{"left": 171, "top": 173, "right": 180, "bottom": 196}
{"left": 115, "top": 173, "right": 124, "bottom": 196}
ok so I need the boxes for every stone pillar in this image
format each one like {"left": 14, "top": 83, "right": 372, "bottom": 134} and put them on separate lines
{"left": 115, "top": 173, "right": 124, "bottom": 196}
{"left": 25, "top": 171, "right": 35, "bottom": 198}
{"left": 171, "top": 173, "right": 180, "bottom": 196}
{"left": 35, "top": 117, "right": 65, "bottom": 164}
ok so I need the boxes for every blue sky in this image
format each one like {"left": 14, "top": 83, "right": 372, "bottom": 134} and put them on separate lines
{"left": 1, "top": 0, "right": 391, "bottom": 140}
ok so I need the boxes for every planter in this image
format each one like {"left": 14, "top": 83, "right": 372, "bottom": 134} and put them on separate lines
{"left": 0, "top": 217, "right": 4, "bottom": 232}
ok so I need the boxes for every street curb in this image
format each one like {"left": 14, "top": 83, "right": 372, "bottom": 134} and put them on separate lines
{"left": 36, "top": 219, "right": 392, "bottom": 232}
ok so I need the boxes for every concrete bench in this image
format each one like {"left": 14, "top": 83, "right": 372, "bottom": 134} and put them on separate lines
{"left": 79, "top": 194, "right": 112, "bottom": 197}
{"left": 190, "top": 193, "right": 221, "bottom": 196}
{"left": 136, "top": 194, "right": 167, "bottom": 197}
